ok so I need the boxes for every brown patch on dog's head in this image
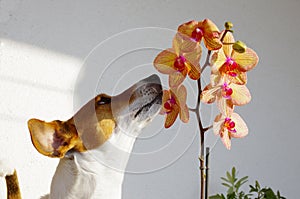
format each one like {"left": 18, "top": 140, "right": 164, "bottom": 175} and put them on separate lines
{"left": 28, "top": 94, "right": 117, "bottom": 157}
{"left": 28, "top": 118, "right": 86, "bottom": 158}
{"left": 72, "top": 94, "right": 116, "bottom": 150}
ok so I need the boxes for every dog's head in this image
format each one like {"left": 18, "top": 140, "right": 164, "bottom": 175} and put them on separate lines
{"left": 28, "top": 75, "right": 162, "bottom": 158}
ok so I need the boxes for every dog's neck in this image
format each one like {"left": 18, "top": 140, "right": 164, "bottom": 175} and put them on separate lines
{"left": 49, "top": 126, "right": 139, "bottom": 199}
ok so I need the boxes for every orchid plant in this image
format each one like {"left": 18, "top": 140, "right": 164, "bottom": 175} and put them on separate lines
{"left": 153, "top": 19, "right": 259, "bottom": 199}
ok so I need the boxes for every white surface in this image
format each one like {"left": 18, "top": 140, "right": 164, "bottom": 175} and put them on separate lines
{"left": 0, "top": 0, "right": 299, "bottom": 198}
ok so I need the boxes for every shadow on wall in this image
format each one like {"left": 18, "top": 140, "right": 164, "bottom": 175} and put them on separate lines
{"left": 0, "top": 38, "right": 81, "bottom": 198}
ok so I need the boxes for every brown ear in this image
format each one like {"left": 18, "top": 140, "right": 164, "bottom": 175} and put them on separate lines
{"left": 27, "top": 118, "right": 85, "bottom": 158}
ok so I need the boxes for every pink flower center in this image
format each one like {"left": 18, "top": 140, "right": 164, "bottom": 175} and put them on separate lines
{"left": 191, "top": 27, "right": 204, "bottom": 42}
{"left": 224, "top": 57, "right": 238, "bottom": 77}
{"left": 174, "top": 55, "right": 186, "bottom": 71}
{"left": 164, "top": 97, "right": 176, "bottom": 113}
{"left": 224, "top": 118, "right": 237, "bottom": 133}
{"left": 221, "top": 83, "right": 233, "bottom": 99}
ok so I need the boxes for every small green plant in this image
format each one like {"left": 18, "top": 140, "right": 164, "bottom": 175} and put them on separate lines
{"left": 209, "top": 167, "right": 286, "bottom": 199}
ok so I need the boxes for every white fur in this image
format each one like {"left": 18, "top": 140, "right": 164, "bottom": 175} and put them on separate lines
{"left": 48, "top": 128, "right": 139, "bottom": 199}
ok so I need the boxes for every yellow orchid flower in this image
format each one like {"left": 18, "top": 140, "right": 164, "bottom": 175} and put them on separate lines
{"left": 201, "top": 81, "right": 251, "bottom": 116}
{"left": 154, "top": 33, "right": 202, "bottom": 88}
{"left": 211, "top": 32, "right": 259, "bottom": 85}
{"left": 160, "top": 85, "right": 189, "bottom": 128}
{"left": 178, "top": 19, "right": 222, "bottom": 50}
{"left": 213, "top": 113, "right": 248, "bottom": 150}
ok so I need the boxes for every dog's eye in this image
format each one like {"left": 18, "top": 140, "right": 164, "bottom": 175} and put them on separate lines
{"left": 97, "top": 97, "right": 111, "bottom": 105}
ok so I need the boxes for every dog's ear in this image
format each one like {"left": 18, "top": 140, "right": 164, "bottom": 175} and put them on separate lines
{"left": 27, "top": 119, "right": 85, "bottom": 158}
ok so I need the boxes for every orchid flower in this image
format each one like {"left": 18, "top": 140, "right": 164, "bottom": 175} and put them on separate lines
{"left": 201, "top": 81, "right": 251, "bottom": 116}
{"left": 160, "top": 85, "right": 189, "bottom": 128}
{"left": 211, "top": 31, "right": 259, "bottom": 85}
{"left": 154, "top": 33, "right": 202, "bottom": 88}
{"left": 213, "top": 113, "right": 248, "bottom": 150}
{"left": 178, "top": 19, "right": 222, "bottom": 50}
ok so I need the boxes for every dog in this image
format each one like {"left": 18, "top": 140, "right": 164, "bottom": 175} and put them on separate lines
{"left": 0, "top": 74, "right": 162, "bottom": 199}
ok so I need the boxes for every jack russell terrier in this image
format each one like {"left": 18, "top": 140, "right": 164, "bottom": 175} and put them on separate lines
{"left": 0, "top": 74, "right": 163, "bottom": 199}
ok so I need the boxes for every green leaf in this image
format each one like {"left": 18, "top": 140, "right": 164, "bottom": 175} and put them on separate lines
{"left": 277, "top": 191, "right": 281, "bottom": 197}
{"left": 249, "top": 185, "right": 258, "bottom": 192}
{"left": 236, "top": 176, "right": 248, "bottom": 185}
{"left": 222, "top": 182, "right": 232, "bottom": 188}
{"left": 227, "top": 187, "right": 234, "bottom": 195}
{"left": 264, "top": 188, "right": 277, "bottom": 199}
{"left": 235, "top": 176, "right": 248, "bottom": 191}
{"left": 209, "top": 194, "right": 225, "bottom": 199}
{"left": 230, "top": 167, "right": 238, "bottom": 183}
{"left": 221, "top": 177, "right": 231, "bottom": 184}
{"left": 214, "top": 168, "right": 286, "bottom": 199}
{"left": 227, "top": 192, "right": 236, "bottom": 199}
{"left": 232, "top": 167, "right": 236, "bottom": 178}
{"left": 255, "top": 180, "right": 261, "bottom": 190}
{"left": 238, "top": 191, "right": 246, "bottom": 199}
{"left": 226, "top": 171, "right": 234, "bottom": 184}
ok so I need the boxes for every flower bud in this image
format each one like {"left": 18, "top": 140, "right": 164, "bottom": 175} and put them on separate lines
{"left": 233, "top": 41, "right": 247, "bottom": 53}
{"left": 225, "top": 21, "right": 233, "bottom": 30}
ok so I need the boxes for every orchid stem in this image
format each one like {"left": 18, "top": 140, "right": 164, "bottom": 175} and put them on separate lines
{"left": 194, "top": 30, "right": 230, "bottom": 199}
{"left": 201, "top": 50, "right": 211, "bottom": 73}
{"left": 189, "top": 108, "right": 197, "bottom": 112}
{"left": 205, "top": 147, "right": 210, "bottom": 199}
{"left": 196, "top": 51, "right": 209, "bottom": 199}
{"left": 194, "top": 71, "right": 206, "bottom": 199}
{"left": 203, "top": 125, "right": 213, "bottom": 132}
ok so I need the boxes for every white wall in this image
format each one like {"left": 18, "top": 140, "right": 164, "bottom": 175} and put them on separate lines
{"left": 0, "top": 39, "right": 82, "bottom": 198}
{"left": 0, "top": 0, "right": 299, "bottom": 198}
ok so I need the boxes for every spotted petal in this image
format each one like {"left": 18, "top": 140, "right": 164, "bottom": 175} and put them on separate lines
{"left": 213, "top": 113, "right": 248, "bottom": 150}
{"left": 211, "top": 50, "right": 226, "bottom": 72}
{"left": 164, "top": 104, "right": 179, "bottom": 128}
{"left": 160, "top": 90, "right": 171, "bottom": 114}
{"left": 233, "top": 48, "right": 259, "bottom": 72}
{"left": 227, "top": 71, "right": 247, "bottom": 85}
{"left": 153, "top": 49, "right": 177, "bottom": 74}
{"left": 230, "top": 113, "right": 248, "bottom": 138}
{"left": 173, "top": 33, "right": 198, "bottom": 54}
{"left": 217, "top": 97, "right": 234, "bottom": 116}
{"left": 201, "top": 19, "right": 222, "bottom": 50}
{"left": 179, "top": 104, "right": 189, "bottom": 123}
{"left": 177, "top": 20, "right": 200, "bottom": 42}
{"left": 169, "top": 70, "right": 187, "bottom": 88}
{"left": 186, "top": 62, "right": 200, "bottom": 80}
{"left": 184, "top": 46, "right": 202, "bottom": 80}
{"left": 222, "top": 31, "right": 234, "bottom": 57}
{"left": 230, "top": 84, "right": 251, "bottom": 106}
{"left": 171, "top": 85, "right": 189, "bottom": 123}
{"left": 220, "top": 128, "right": 231, "bottom": 150}
{"left": 172, "top": 84, "right": 187, "bottom": 106}
{"left": 210, "top": 71, "right": 224, "bottom": 87}
{"left": 201, "top": 84, "right": 220, "bottom": 104}
{"left": 213, "top": 114, "right": 223, "bottom": 136}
